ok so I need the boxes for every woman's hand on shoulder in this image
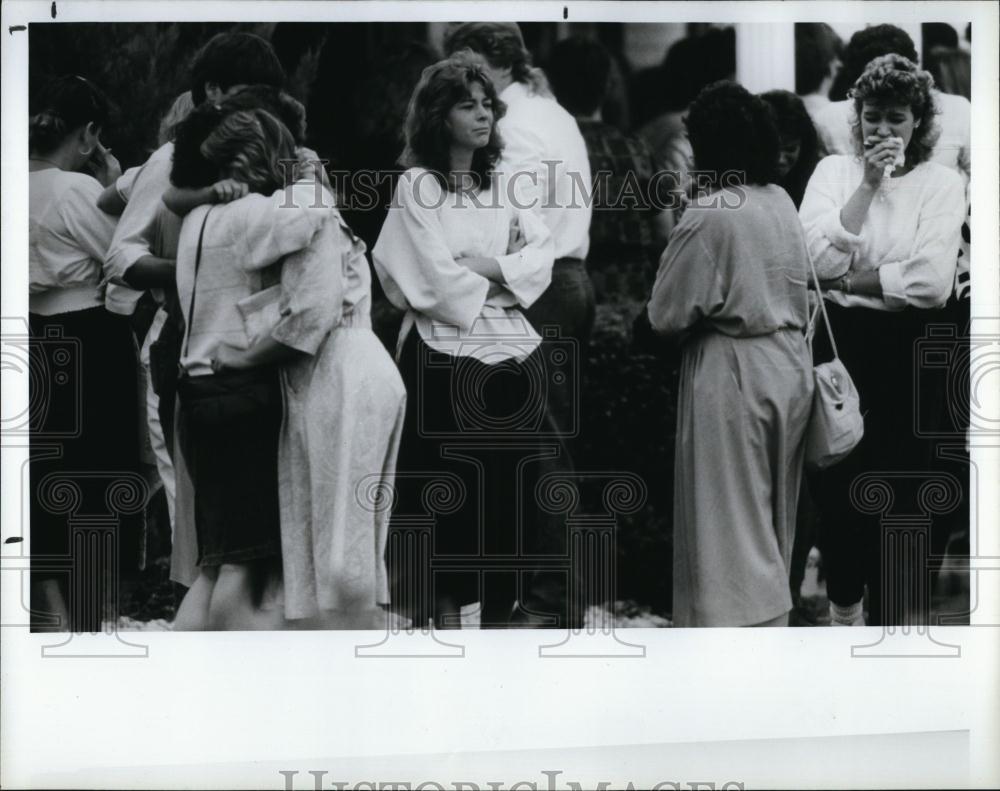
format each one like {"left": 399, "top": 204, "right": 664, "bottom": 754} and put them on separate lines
{"left": 211, "top": 178, "right": 250, "bottom": 204}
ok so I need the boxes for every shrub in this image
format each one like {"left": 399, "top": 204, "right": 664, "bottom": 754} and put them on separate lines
{"left": 580, "top": 299, "right": 678, "bottom": 616}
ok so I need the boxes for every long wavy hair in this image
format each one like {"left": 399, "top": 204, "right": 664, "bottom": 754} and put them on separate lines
{"left": 849, "top": 54, "right": 940, "bottom": 167}
{"left": 401, "top": 51, "right": 506, "bottom": 191}
{"left": 199, "top": 108, "right": 297, "bottom": 195}
{"left": 760, "top": 89, "right": 820, "bottom": 208}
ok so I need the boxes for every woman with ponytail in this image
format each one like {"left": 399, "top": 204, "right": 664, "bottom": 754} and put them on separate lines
{"left": 645, "top": 81, "right": 815, "bottom": 627}
{"left": 28, "top": 75, "right": 141, "bottom": 632}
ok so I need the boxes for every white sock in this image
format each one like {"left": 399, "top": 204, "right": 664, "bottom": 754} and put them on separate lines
{"left": 829, "top": 599, "right": 864, "bottom": 626}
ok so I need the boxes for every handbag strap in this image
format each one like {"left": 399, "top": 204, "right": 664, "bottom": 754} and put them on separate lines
{"left": 804, "top": 249, "right": 840, "bottom": 360}
{"left": 181, "top": 207, "right": 213, "bottom": 361}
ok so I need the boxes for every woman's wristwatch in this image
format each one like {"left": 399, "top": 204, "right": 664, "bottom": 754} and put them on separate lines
{"left": 838, "top": 274, "right": 854, "bottom": 295}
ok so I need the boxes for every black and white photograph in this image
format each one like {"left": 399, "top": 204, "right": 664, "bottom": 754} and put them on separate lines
{"left": 2, "top": 1, "right": 998, "bottom": 788}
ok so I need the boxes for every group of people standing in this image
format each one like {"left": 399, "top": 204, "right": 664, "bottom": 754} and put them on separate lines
{"left": 27, "top": 22, "right": 969, "bottom": 631}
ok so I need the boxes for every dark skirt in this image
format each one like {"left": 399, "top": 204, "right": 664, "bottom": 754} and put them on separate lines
{"left": 389, "top": 331, "right": 554, "bottom": 625}
{"left": 177, "top": 370, "right": 282, "bottom": 567}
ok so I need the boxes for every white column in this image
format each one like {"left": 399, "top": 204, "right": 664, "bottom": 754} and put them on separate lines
{"left": 736, "top": 23, "right": 795, "bottom": 93}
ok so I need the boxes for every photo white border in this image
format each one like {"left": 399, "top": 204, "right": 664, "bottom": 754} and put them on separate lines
{"left": 2, "top": 2, "right": 998, "bottom": 789}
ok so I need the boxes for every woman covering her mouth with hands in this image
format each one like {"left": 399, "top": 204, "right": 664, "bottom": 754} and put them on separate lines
{"left": 799, "top": 54, "right": 966, "bottom": 627}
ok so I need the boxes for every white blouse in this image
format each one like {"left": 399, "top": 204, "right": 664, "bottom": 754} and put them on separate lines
{"left": 176, "top": 182, "right": 328, "bottom": 376}
{"left": 373, "top": 167, "right": 554, "bottom": 362}
{"left": 29, "top": 169, "right": 117, "bottom": 315}
{"left": 799, "top": 155, "right": 965, "bottom": 311}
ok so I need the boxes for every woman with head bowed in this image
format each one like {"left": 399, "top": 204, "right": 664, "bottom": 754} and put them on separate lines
{"left": 760, "top": 89, "right": 821, "bottom": 209}
{"left": 165, "top": 105, "right": 406, "bottom": 630}
{"left": 647, "top": 81, "right": 815, "bottom": 627}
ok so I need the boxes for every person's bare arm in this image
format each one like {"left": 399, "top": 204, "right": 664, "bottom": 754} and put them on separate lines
{"left": 163, "top": 179, "right": 249, "bottom": 216}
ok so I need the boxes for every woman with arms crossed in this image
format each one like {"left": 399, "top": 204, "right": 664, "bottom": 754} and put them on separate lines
{"left": 374, "top": 52, "right": 555, "bottom": 629}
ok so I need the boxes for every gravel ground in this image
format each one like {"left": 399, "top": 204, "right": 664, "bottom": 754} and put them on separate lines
{"left": 115, "top": 546, "right": 967, "bottom": 631}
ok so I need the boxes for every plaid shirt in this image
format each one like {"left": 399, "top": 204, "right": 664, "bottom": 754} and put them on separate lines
{"left": 578, "top": 119, "right": 661, "bottom": 269}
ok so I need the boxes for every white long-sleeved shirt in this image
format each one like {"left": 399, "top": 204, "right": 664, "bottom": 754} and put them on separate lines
{"left": 496, "top": 81, "right": 591, "bottom": 262}
{"left": 373, "top": 167, "right": 554, "bottom": 363}
{"left": 799, "top": 155, "right": 965, "bottom": 310}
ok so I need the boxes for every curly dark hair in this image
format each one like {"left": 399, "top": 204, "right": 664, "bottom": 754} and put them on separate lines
{"left": 849, "top": 54, "right": 940, "bottom": 166}
{"left": 29, "top": 75, "right": 114, "bottom": 155}
{"left": 401, "top": 51, "right": 506, "bottom": 192}
{"left": 685, "top": 81, "right": 779, "bottom": 190}
{"left": 760, "top": 90, "right": 820, "bottom": 208}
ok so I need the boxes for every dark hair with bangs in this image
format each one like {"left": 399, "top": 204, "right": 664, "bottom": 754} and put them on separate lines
{"left": 685, "top": 80, "right": 780, "bottom": 191}
{"left": 849, "top": 54, "right": 940, "bottom": 166}
{"left": 401, "top": 51, "right": 506, "bottom": 191}
{"left": 760, "top": 89, "right": 820, "bottom": 208}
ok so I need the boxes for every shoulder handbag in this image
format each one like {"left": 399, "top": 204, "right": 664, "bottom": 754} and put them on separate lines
{"left": 148, "top": 292, "right": 183, "bottom": 398}
{"left": 803, "top": 257, "right": 865, "bottom": 470}
{"left": 175, "top": 207, "right": 280, "bottom": 431}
